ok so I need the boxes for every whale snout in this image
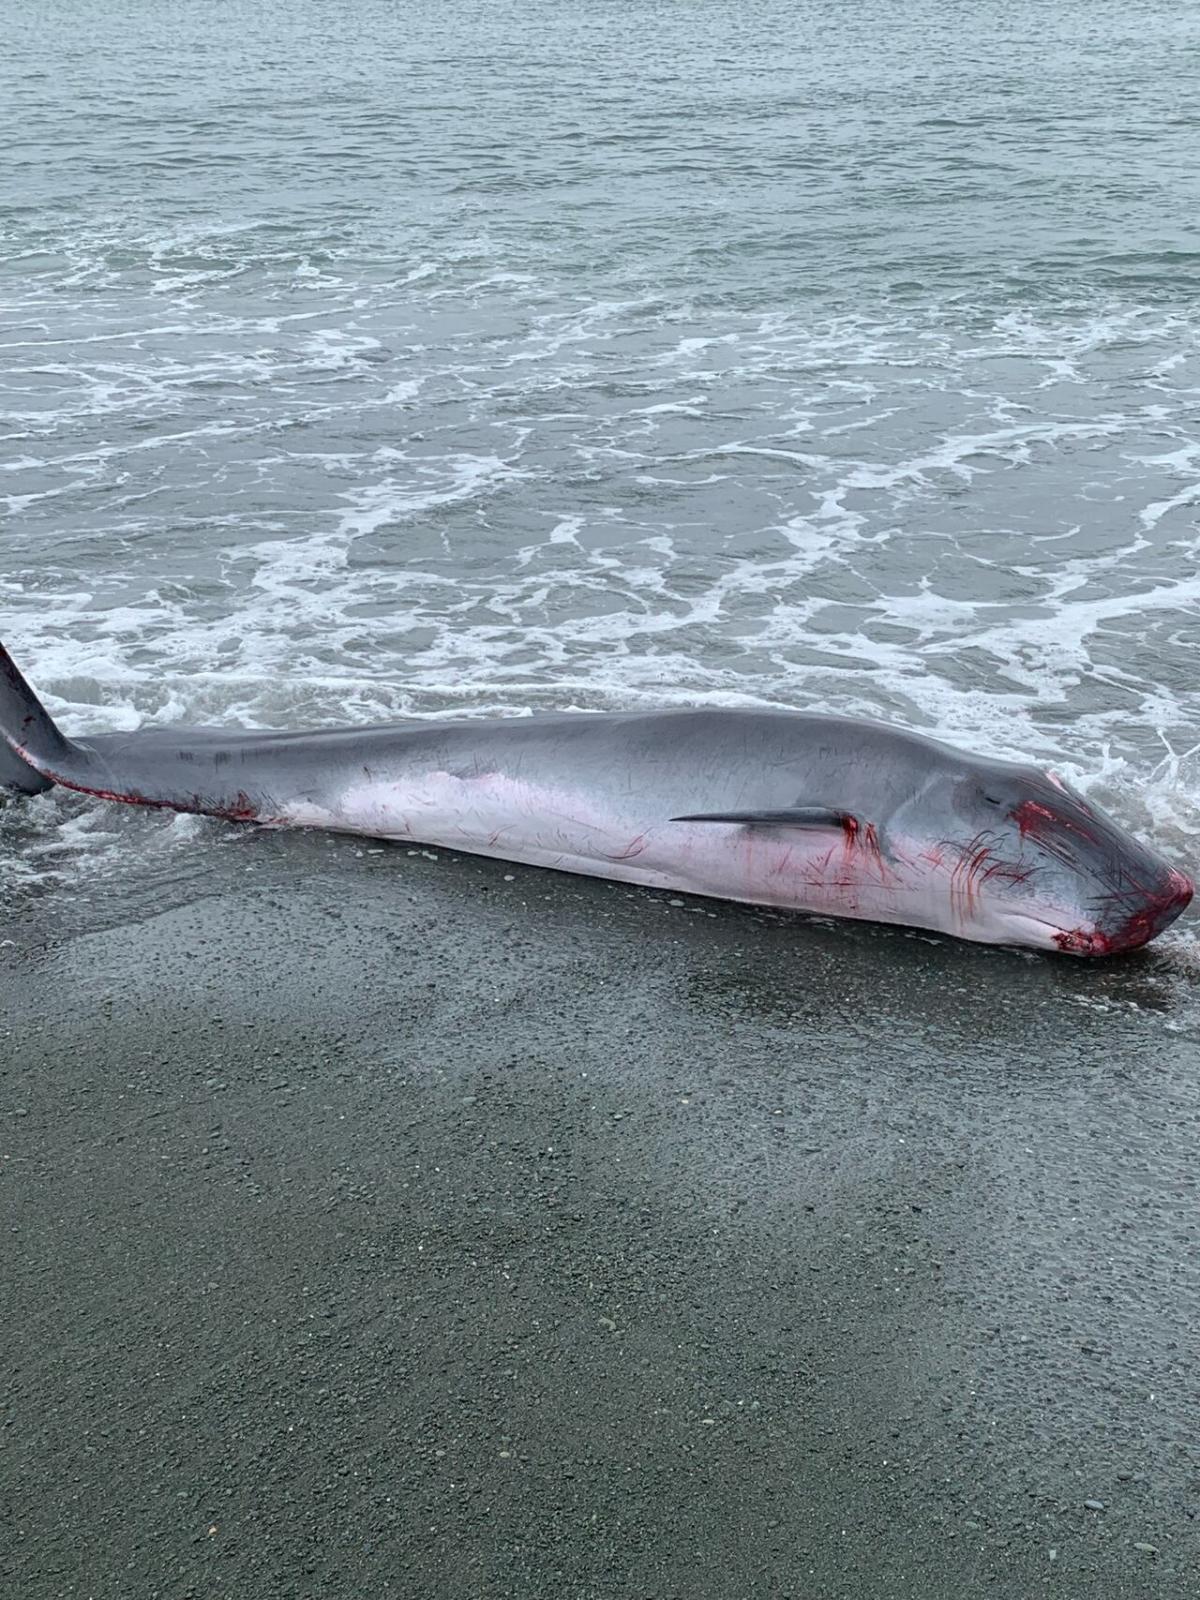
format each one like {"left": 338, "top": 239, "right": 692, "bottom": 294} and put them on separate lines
{"left": 1057, "top": 864, "right": 1194, "bottom": 957}
{"left": 999, "top": 778, "right": 1193, "bottom": 957}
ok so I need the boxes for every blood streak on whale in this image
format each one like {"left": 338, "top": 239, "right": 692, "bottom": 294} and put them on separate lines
{"left": 30, "top": 765, "right": 267, "bottom": 825}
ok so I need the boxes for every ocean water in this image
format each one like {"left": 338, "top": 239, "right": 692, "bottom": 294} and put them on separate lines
{"left": 1, "top": 0, "right": 1198, "bottom": 961}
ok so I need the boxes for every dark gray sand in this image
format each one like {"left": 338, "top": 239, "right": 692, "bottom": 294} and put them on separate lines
{"left": 2, "top": 824, "right": 1198, "bottom": 1597}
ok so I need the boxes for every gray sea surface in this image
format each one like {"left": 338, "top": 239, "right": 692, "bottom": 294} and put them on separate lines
{"left": 1, "top": 0, "right": 1197, "bottom": 974}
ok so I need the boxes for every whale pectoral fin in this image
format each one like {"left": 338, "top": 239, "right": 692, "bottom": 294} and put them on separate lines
{"left": 670, "top": 807, "right": 854, "bottom": 829}
{"left": 673, "top": 807, "right": 897, "bottom": 871}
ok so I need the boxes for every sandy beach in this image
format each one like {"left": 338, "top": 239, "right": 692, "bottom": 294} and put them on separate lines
{"left": 2, "top": 827, "right": 1197, "bottom": 1597}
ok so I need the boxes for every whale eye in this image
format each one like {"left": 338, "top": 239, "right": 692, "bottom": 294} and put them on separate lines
{"left": 983, "top": 792, "right": 1003, "bottom": 807}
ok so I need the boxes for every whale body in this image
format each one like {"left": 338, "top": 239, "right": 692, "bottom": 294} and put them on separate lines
{"left": 1, "top": 640, "right": 1191, "bottom": 956}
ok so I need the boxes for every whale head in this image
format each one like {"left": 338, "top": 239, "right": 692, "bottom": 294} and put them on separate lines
{"left": 917, "top": 764, "right": 1193, "bottom": 956}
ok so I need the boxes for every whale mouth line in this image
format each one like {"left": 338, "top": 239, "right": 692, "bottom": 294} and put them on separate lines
{"left": 995, "top": 910, "right": 1103, "bottom": 955}
{"left": 999, "top": 910, "right": 1144, "bottom": 958}
{"left": 1001, "top": 865, "right": 1194, "bottom": 957}
{"left": 1053, "top": 926, "right": 1118, "bottom": 958}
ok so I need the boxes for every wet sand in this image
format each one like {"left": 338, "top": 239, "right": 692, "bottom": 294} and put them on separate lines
{"left": 2, "top": 827, "right": 1198, "bottom": 1597}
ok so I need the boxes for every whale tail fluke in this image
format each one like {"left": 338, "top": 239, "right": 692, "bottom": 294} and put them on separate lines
{"left": 0, "top": 639, "right": 277, "bottom": 823}
{"left": 0, "top": 641, "right": 72, "bottom": 794}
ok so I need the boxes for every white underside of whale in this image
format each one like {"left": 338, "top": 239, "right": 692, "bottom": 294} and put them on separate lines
{"left": 279, "top": 768, "right": 1044, "bottom": 948}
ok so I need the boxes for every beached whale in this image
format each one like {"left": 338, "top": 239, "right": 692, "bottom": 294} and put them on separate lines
{"left": 1, "top": 639, "right": 1191, "bottom": 956}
